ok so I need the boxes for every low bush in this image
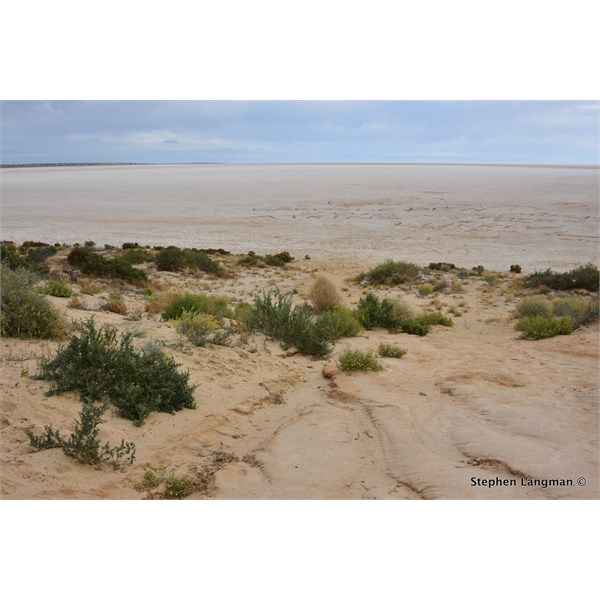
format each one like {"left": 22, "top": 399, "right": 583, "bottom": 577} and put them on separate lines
{"left": 309, "top": 276, "right": 341, "bottom": 313}
{"left": 515, "top": 315, "right": 574, "bottom": 340}
{"left": 1, "top": 264, "right": 68, "bottom": 339}
{"left": 1, "top": 243, "right": 45, "bottom": 273}
{"left": 510, "top": 264, "right": 522, "bottom": 273}
{"left": 516, "top": 298, "right": 552, "bottom": 318}
{"left": 155, "top": 246, "right": 220, "bottom": 274}
{"left": 233, "top": 301, "right": 254, "bottom": 325}
{"left": 337, "top": 348, "right": 384, "bottom": 372}
{"left": 418, "top": 284, "right": 433, "bottom": 296}
{"left": 315, "top": 304, "right": 363, "bottom": 340}
{"left": 37, "top": 318, "right": 196, "bottom": 425}
{"left": 172, "top": 310, "right": 233, "bottom": 347}
{"left": 355, "top": 293, "right": 401, "bottom": 331}
{"left": 45, "top": 279, "right": 74, "bottom": 298}
{"left": 525, "top": 264, "right": 599, "bottom": 292}
{"left": 69, "top": 247, "right": 147, "bottom": 284}
{"left": 417, "top": 311, "right": 453, "bottom": 328}
{"left": 356, "top": 260, "right": 420, "bottom": 286}
{"left": 28, "top": 246, "right": 57, "bottom": 263}
{"left": 116, "top": 247, "right": 154, "bottom": 264}
{"left": 378, "top": 344, "right": 407, "bottom": 358}
{"left": 428, "top": 262, "right": 456, "bottom": 272}
{"left": 399, "top": 317, "right": 431, "bottom": 336}
{"left": 249, "top": 289, "right": 332, "bottom": 356}
{"left": 551, "top": 296, "right": 599, "bottom": 327}
{"left": 161, "top": 293, "right": 232, "bottom": 321}
{"left": 27, "top": 402, "right": 136, "bottom": 468}
{"left": 164, "top": 473, "right": 196, "bottom": 499}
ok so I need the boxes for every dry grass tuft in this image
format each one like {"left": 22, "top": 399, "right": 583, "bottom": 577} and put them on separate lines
{"left": 309, "top": 276, "right": 341, "bottom": 313}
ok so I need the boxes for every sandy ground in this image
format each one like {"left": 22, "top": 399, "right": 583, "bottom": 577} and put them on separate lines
{"left": 1, "top": 250, "right": 597, "bottom": 500}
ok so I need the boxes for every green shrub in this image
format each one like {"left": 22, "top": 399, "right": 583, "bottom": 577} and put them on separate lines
{"left": 27, "top": 402, "right": 135, "bottom": 468}
{"left": 551, "top": 296, "right": 599, "bottom": 327}
{"left": 418, "top": 284, "right": 433, "bottom": 296}
{"left": 315, "top": 304, "right": 363, "bottom": 340}
{"left": 515, "top": 315, "right": 574, "bottom": 340}
{"left": 516, "top": 298, "right": 552, "bottom": 318}
{"left": 1, "top": 264, "right": 68, "bottom": 339}
{"left": 45, "top": 279, "right": 74, "bottom": 298}
{"left": 428, "top": 262, "right": 456, "bottom": 272}
{"left": 28, "top": 246, "right": 57, "bottom": 263}
{"left": 116, "top": 247, "right": 154, "bottom": 264}
{"left": 399, "top": 317, "right": 431, "bottom": 336}
{"left": 1, "top": 243, "right": 44, "bottom": 273}
{"left": 233, "top": 302, "right": 254, "bottom": 325}
{"left": 337, "top": 348, "right": 384, "bottom": 372}
{"left": 161, "top": 293, "right": 232, "bottom": 321}
{"left": 249, "top": 289, "right": 332, "bottom": 356}
{"left": 525, "top": 264, "right": 599, "bottom": 292}
{"left": 357, "top": 260, "right": 420, "bottom": 286}
{"left": 264, "top": 252, "right": 293, "bottom": 267}
{"left": 69, "top": 247, "right": 147, "bottom": 284}
{"left": 417, "top": 311, "right": 454, "bottom": 327}
{"left": 391, "top": 299, "right": 414, "bottom": 321}
{"left": 355, "top": 293, "right": 401, "bottom": 331}
{"left": 172, "top": 310, "right": 233, "bottom": 347}
{"left": 164, "top": 473, "right": 196, "bottom": 499}
{"left": 433, "top": 279, "right": 449, "bottom": 293}
{"left": 155, "top": 247, "right": 220, "bottom": 274}
{"left": 38, "top": 318, "right": 196, "bottom": 425}
{"left": 378, "top": 344, "right": 407, "bottom": 358}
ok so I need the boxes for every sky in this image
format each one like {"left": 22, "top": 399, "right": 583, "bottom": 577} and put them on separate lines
{"left": 0, "top": 100, "right": 598, "bottom": 165}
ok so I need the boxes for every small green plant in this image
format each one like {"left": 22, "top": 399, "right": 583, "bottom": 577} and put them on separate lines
{"left": 551, "top": 295, "right": 599, "bottom": 327}
{"left": 68, "top": 247, "right": 147, "bottom": 284}
{"left": 378, "top": 344, "right": 407, "bottom": 358}
{"left": 315, "top": 304, "right": 363, "bottom": 340}
{"left": 484, "top": 273, "right": 498, "bottom": 285}
{"left": 26, "top": 402, "right": 136, "bottom": 468}
{"left": 418, "top": 284, "right": 434, "bottom": 296}
{"left": 172, "top": 310, "right": 233, "bottom": 347}
{"left": 1, "top": 264, "right": 68, "bottom": 339}
{"left": 337, "top": 348, "right": 384, "bottom": 372}
{"left": 515, "top": 315, "right": 574, "bottom": 340}
{"left": 164, "top": 473, "right": 196, "bottom": 499}
{"left": 161, "top": 293, "right": 232, "bottom": 321}
{"left": 134, "top": 468, "right": 166, "bottom": 491}
{"left": 45, "top": 279, "right": 74, "bottom": 298}
{"left": 417, "top": 311, "right": 454, "bottom": 327}
{"left": 428, "top": 262, "right": 456, "bottom": 272}
{"left": 433, "top": 279, "right": 449, "bottom": 293}
{"left": 38, "top": 318, "right": 196, "bottom": 425}
{"left": 356, "top": 260, "right": 420, "bottom": 286}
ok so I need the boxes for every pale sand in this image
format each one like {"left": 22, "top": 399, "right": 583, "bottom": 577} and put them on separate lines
{"left": 1, "top": 164, "right": 598, "bottom": 271}
{"left": 1, "top": 250, "right": 597, "bottom": 500}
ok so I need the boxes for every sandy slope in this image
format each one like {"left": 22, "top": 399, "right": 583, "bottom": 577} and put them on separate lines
{"left": 0, "top": 254, "right": 598, "bottom": 499}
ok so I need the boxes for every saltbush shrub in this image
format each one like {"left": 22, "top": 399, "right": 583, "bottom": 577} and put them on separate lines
{"left": 249, "top": 289, "right": 332, "bottom": 356}
{"left": 525, "top": 264, "right": 599, "bottom": 292}
{"left": 69, "top": 247, "right": 147, "bottom": 283}
{"left": 315, "top": 304, "right": 363, "bottom": 340}
{"left": 155, "top": 247, "right": 220, "bottom": 274}
{"left": 355, "top": 293, "right": 401, "bottom": 331}
{"left": 551, "top": 296, "right": 599, "bottom": 327}
{"left": 38, "top": 318, "right": 196, "bottom": 425}
{"left": 337, "top": 348, "right": 384, "bottom": 372}
{"left": 356, "top": 260, "right": 420, "bottom": 286}
{"left": 1, "top": 243, "right": 45, "bottom": 273}
{"left": 28, "top": 246, "right": 57, "bottom": 263}
{"left": 516, "top": 298, "right": 552, "bottom": 318}
{"left": 515, "top": 315, "right": 574, "bottom": 340}
{"left": 1, "top": 264, "right": 68, "bottom": 339}
{"left": 161, "top": 293, "right": 232, "bottom": 321}
{"left": 45, "top": 279, "right": 74, "bottom": 298}
{"left": 378, "top": 344, "right": 407, "bottom": 358}
{"left": 172, "top": 310, "right": 233, "bottom": 347}
{"left": 116, "top": 247, "right": 154, "bottom": 264}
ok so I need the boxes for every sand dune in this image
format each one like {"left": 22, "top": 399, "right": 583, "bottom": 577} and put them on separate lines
{"left": 1, "top": 252, "right": 597, "bottom": 500}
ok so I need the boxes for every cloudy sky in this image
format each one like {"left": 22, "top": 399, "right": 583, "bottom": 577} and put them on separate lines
{"left": 1, "top": 100, "right": 598, "bottom": 164}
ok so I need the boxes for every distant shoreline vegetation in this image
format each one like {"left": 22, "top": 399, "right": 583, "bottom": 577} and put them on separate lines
{"left": 0, "top": 162, "right": 223, "bottom": 168}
